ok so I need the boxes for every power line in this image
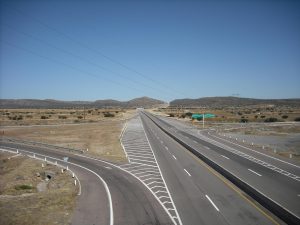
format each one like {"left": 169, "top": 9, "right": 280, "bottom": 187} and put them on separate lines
{"left": 1, "top": 40, "right": 149, "bottom": 94}
{"left": 5, "top": 4, "right": 187, "bottom": 97}
{"left": 3, "top": 23, "right": 179, "bottom": 98}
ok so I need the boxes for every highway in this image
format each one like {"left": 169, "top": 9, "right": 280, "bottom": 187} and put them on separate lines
{"left": 142, "top": 112, "right": 300, "bottom": 225}
{"left": 0, "top": 140, "right": 173, "bottom": 225}
{"left": 1, "top": 111, "right": 298, "bottom": 225}
{"left": 138, "top": 112, "right": 282, "bottom": 225}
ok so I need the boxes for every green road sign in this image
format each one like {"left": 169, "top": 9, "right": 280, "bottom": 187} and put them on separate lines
{"left": 191, "top": 113, "right": 216, "bottom": 119}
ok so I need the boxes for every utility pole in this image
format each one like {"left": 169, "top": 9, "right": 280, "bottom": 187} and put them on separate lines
{"left": 83, "top": 106, "right": 86, "bottom": 120}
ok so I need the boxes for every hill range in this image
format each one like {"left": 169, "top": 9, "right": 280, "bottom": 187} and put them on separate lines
{"left": 0, "top": 97, "right": 166, "bottom": 109}
{"left": 170, "top": 97, "right": 300, "bottom": 107}
{"left": 1, "top": 96, "right": 300, "bottom": 109}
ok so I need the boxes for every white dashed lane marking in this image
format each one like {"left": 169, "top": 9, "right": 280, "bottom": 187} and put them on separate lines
{"left": 221, "top": 155, "right": 229, "bottom": 160}
{"left": 248, "top": 169, "right": 262, "bottom": 177}
{"left": 184, "top": 169, "right": 191, "bottom": 177}
{"left": 205, "top": 195, "right": 220, "bottom": 212}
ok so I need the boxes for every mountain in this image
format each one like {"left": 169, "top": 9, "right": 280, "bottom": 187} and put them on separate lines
{"left": 126, "top": 97, "right": 166, "bottom": 107}
{"left": 0, "top": 97, "right": 165, "bottom": 109}
{"left": 169, "top": 97, "right": 300, "bottom": 107}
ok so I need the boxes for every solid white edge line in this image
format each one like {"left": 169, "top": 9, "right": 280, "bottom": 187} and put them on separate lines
{"left": 197, "top": 131, "right": 298, "bottom": 181}
{"left": 119, "top": 121, "right": 130, "bottom": 163}
{"left": 248, "top": 169, "right": 262, "bottom": 177}
{"left": 205, "top": 195, "right": 220, "bottom": 212}
{"left": 184, "top": 169, "right": 191, "bottom": 177}
{"left": 1, "top": 147, "right": 114, "bottom": 225}
{"left": 208, "top": 132, "right": 300, "bottom": 169}
{"left": 141, "top": 116, "right": 183, "bottom": 225}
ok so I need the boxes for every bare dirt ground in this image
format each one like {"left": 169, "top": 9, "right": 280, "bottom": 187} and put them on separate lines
{"left": 0, "top": 109, "right": 136, "bottom": 162}
{"left": 0, "top": 152, "right": 77, "bottom": 225}
{"left": 150, "top": 109, "right": 300, "bottom": 160}
{"left": 222, "top": 123, "right": 300, "bottom": 158}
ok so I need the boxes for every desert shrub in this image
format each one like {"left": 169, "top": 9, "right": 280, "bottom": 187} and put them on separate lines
{"left": 254, "top": 115, "right": 258, "bottom": 119}
{"left": 26, "top": 115, "right": 33, "bottom": 118}
{"left": 88, "top": 110, "right": 92, "bottom": 114}
{"left": 40, "top": 115, "right": 48, "bottom": 119}
{"left": 77, "top": 115, "right": 83, "bottom": 119}
{"left": 9, "top": 115, "right": 23, "bottom": 120}
{"left": 237, "top": 112, "right": 243, "bottom": 115}
{"left": 281, "top": 115, "right": 288, "bottom": 119}
{"left": 260, "top": 115, "right": 266, "bottom": 118}
{"left": 58, "top": 115, "right": 67, "bottom": 119}
{"left": 185, "top": 112, "right": 193, "bottom": 117}
{"left": 264, "top": 117, "right": 278, "bottom": 122}
{"left": 169, "top": 113, "right": 175, "bottom": 117}
{"left": 294, "top": 117, "right": 300, "bottom": 121}
{"left": 15, "top": 184, "right": 33, "bottom": 190}
{"left": 104, "top": 112, "right": 115, "bottom": 117}
{"left": 240, "top": 118, "right": 248, "bottom": 123}
{"left": 115, "top": 111, "right": 119, "bottom": 113}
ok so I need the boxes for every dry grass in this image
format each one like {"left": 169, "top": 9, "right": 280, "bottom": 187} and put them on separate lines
{"left": 0, "top": 109, "right": 136, "bottom": 162}
{"left": 0, "top": 152, "right": 77, "bottom": 225}
{"left": 0, "top": 108, "right": 135, "bottom": 126}
{"left": 155, "top": 106, "right": 300, "bottom": 123}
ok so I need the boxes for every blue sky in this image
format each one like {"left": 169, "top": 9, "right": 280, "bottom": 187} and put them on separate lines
{"left": 1, "top": 0, "right": 299, "bottom": 102}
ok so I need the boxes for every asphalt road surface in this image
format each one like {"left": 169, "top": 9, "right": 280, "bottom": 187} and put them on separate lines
{"left": 143, "top": 112, "right": 299, "bottom": 224}
{"left": 0, "top": 141, "right": 173, "bottom": 225}
{"left": 138, "top": 112, "right": 284, "bottom": 225}
{"left": 2, "top": 111, "right": 297, "bottom": 225}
